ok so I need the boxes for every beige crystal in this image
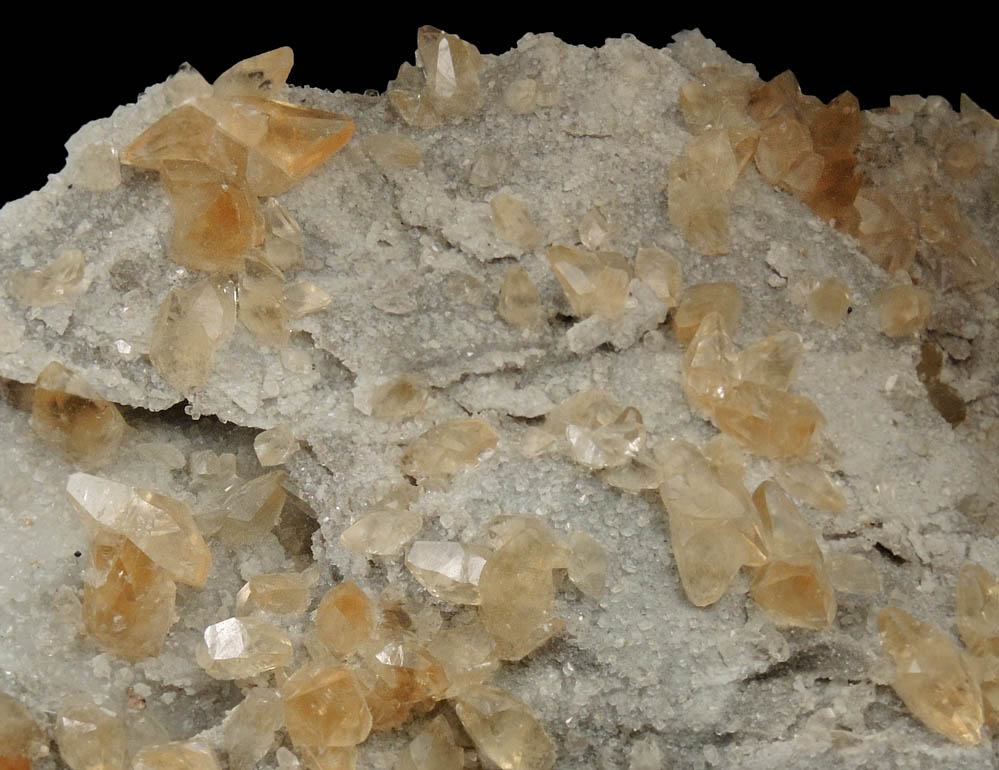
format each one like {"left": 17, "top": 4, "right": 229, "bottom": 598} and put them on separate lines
{"left": 254, "top": 424, "right": 299, "bottom": 466}
{"left": 673, "top": 282, "right": 742, "bottom": 344}
{"left": 774, "top": 459, "right": 846, "bottom": 514}
{"left": 214, "top": 470, "right": 288, "bottom": 544}
{"left": 224, "top": 688, "right": 284, "bottom": 770}
{"left": 7, "top": 248, "right": 86, "bottom": 309}
{"left": 394, "top": 715, "right": 463, "bottom": 770}
{"left": 498, "top": 264, "right": 542, "bottom": 328}
{"left": 567, "top": 531, "right": 607, "bottom": 600}
{"left": 370, "top": 375, "right": 429, "bottom": 420}
{"left": 712, "top": 382, "right": 826, "bottom": 459}
{"left": 806, "top": 277, "right": 851, "bottom": 327}
{"left": 490, "top": 193, "right": 542, "bottom": 250}
{"left": 825, "top": 553, "right": 881, "bottom": 595}
{"left": 195, "top": 617, "right": 294, "bottom": 679}
{"left": 280, "top": 665, "right": 372, "bottom": 748}
{"left": 406, "top": 541, "right": 490, "bottom": 604}
{"left": 364, "top": 133, "right": 423, "bottom": 170}
{"left": 400, "top": 419, "right": 498, "bottom": 479}
{"left": 634, "top": 245, "right": 682, "bottom": 307}
{"left": 426, "top": 620, "right": 500, "bottom": 697}
{"left": 239, "top": 276, "right": 290, "bottom": 347}
{"left": 283, "top": 281, "right": 332, "bottom": 318}
{"left": 453, "top": 685, "right": 556, "bottom": 770}
{"left": 315, "top": 581, "right": 376, "bottom": 658}
{"left": 55, "top": 697, "right": 126, "bottom": 770}
{"left": 872, "top": 284, "right": 933, "bottom": 338}
{"left": 213, "top": 47, "right": 294, "bottom": 99}
{"left": 956, "top": 563, "right": 999, "bottom": 653}
{"left": 132, "top": 742, "right": 220, "bottom": 770}
{"left": 340, "top": 510, "right": 423, "bottom": 556}
{"left": 237, "top": 569, "right": 317, "bottom": 615}
{"left": 547, "top": 245, "right": 630, "bottom": 320}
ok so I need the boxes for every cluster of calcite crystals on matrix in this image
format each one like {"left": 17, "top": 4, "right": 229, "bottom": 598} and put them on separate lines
{"left": 2, "top": 21, "right": 999, "bottom": 770}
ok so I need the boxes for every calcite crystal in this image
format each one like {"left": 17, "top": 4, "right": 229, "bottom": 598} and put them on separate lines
{"left": 872, "top": 284, "right": 933, "bottom": 337}
{"left": 399, "top": 419, "right": 498, "bottom": 480}
{"left": 672, "top": 282, "right": 742, "bottom": 344}
{"left": 956, "top": 564, "right": 999, "bottom": 654}
{"left": 363, "top": 133, "right": 423, "bottom": 170}
{"left": 454, "top": 685, "right": 556, "bottom": 770}
{"left": 361, "top": 640, "right": 449, "bottom": 730}
{"left": 0, "top": 693, "right": 44, "bottom": 770}
{"left": 547, "top": 245, "right": 630, "bottom": 320}
{"left": 55, "top": 697, "right": 126, "bottom": 770}
{"left": 405, "top": 541, "right": 490, "bottom": 604}
{"left": 340, "top": 510, "right": 423, "bottom": 556}
{"left": 237, "top": 568, "right": 317, "bottom": 615}
{"left": 567, "top": 531, "right": 607, "bottom": 600}
{"left": 393, "top": 715, "right": 463, "bottom": 770}
{"left": 31, "top": 362, "right": 127, "bottom": 470}
{"left": 497, "top": 264, "right": 542, "bottom": 328}
{"left": 425, "top": 620, "right": 500, "bottom": 696}
{"left": 878, "top": 607, "right": 984, "bottom": 745}
{"left": 280, "top": 665, "right": 372, "bottom": 748}
{"left": 254, "top": 424, "right": 299, "bottom": 466}
{"left": 195, "top": 617, "right": 294, "bottom": 679}
{"left": 490, "top": 193, "right": 542, "bottom": 250}
{"left": 370, "top": 376, "right": 429, "bottom": 420}
{"left": 132, "top": 742, "right": 220, "bottom": 770}
{"left": 805, "top": 276, "right": 851, "bottom": 327}
{"left": 7, "top": 248, "right": 86, "bottom": 309}
{"left": 315, "top": 581, "right": 376, "bottom": 658}
{"left": 224, "top": 688, "right": 284, "bottom": 770}
{"left": 634, "top": 244, "right": 683, "bottom": 307}
{"left": 214, "top": 470, "right": 288, "bottom": 544}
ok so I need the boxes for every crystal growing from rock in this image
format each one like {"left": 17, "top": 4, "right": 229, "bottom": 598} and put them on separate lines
{"left": 212, "top": 47, "right": 294, "bottom": 100}
{"left": 237, "top": 569, "right": 316, "bottom": 615}
{"left": 490, "top": 193, "right": 542, "bottom": 250}
{"left": 280, "top": 665, "right": 372, "bottom": 748}
{"left": 315, "top": 581, "right": 375, "bottom": 658}
{"left": 370, "top": 376, "right": 429, "bottom": 420}
{"left": 872, "top": 284, "right": 933, "bottom": 338}
{"left": 224, "top": 688, "right": 284, "bottom": 770}
{"left": 195, "top": 617, "right": 294, "bottom": 679}
{"left": 405, "top": 541, "right": 490, "bottom": 604}
{"left": 497, "top": 264, "right": 542, "bottom": 328}
{"left": 567, "top": 531, "right": 607, "bottom": 600}
{"left": 453, "top": 685, "right": 556, "bottom": 770}
{"left": 7, "top": 248, "right": 86, "bottom": 308}
{"left": 254, "top": 424, "right": 299, "bottom": 466}
{"left": 55, "top": 697, "right": 126, "bottom": 770}
{"left": 393, "top": 715, "right": 463, "bottom": 770}
{"left": 634, "top": 245, "right": 682, "bottom": 308}
{"left": 400, "top": 419, "right": 497, "bottom": 480}
{"left": 132, "top": 742, "right": 220, "bottom": 770}
{"left": 546, "top": 245, "right": 631, "bottom": 320}
{"left": 673, "top": 282, "right": 742, "bottom": 344}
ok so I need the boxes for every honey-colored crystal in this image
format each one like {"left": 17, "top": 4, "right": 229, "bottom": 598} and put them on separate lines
{"left": 82, "top": 534, "right": 177, "bottom": 660}
{"left": 478, "top": 529, "right": 564, "bottom": 660}
{"left": 340, "top": 510, "right": 423, "bottom": 556}
{"left": 482, "top": 515, "right": 570, "bottom": 568}
{"left": 825, "top": 553, "right": 881, "bottom": 595}
{"left": 498, "top": 264, "right": 542, "bottom": 328}
{"left": 774, "top": 459, "right": 846, "bottom": 514}
{"left": 132, "top": 742, "right": 220, "bottom": 770}
{"left": 426, "top": 620, "right": 500, "bottom": 697}
{"left": 297, "top": 747, "right": 356, "bottom": 770}
{"left": 854, "top": 189, "right": 917, "bottom": 274}
{"left": 956, "top": 563, "right": 999, "bottom": 653}
{"left": 237, "top": 569, "right": 316, "bottom": 615}
{"left": 567, "top": 531, "right": 607, "bottom": 600}
{"left": 668, "top": 129, "right": 740, "bottom": 256}
{"left": 755, "top": 114, "right": 812, "bottom": 185}
{"left": 878, "top": 607, "right": 984, "bottom": 745}
{"left": 400, "top": 419, "right": 498, "bottom": 479}
{"left": 149, "top": 278, "right": 237, "bottom": 393}
{"left": 364, "top": 133, "right": 423, "bottom": 170}
{"left": 195, "top": 617, "right": 293, "bottom": 679}
{"left": 212, "top": 47, "right": 294, "bottom": 100}
{"left": 681, "top": 312, "right": 738, "bottom": 418}
{"left": 416, "top": 27, "right": 483, "bottom": 118}
{"left": 0, "top": 693, "right": 45, "bottom": 768}
{"left": 546, "top": 245, "right": 631, "bottom": 320}
{"left": 453, "top": 685, "right": 556, "bottom": 770}
{"left": 735, "top": 330, "right": 804, "bottom": 391}
{"left": 805, "top": 277, "right": 851, "bottom": 328}
{"left": 280, "top": 664, "right": 372, "bottom": 748}
{"left": 316, "top": 581, "right": 375, "bottom": 658}
{"left": 239, "top": 276, "right": 290, "bottom": 347}
{"left": 490, "top": 193, "right": 542, "bottom": 250}
{"left": 254, "top": 424, "right": 299, "bottom": 466}
{"left": 394, "top": 715, "right": 463, "bottom": 770}
{"left": 224, "top": 688, "right": 284, "bottom": 770}
{"left": 578, "top": 208, "right": 613, "bottom": 250}
{"left": 361, "top": 641, "right": 449, "bottom": 730}
{"left": 67, "top": 473, "right": 211, "bottom": 587}
{"left": 215, "top": 470, "right": 288, "bottom": 545}
{"left": 713, "top": 381, "right": 825, "bottom": 459}
{"left": 749, "top": 481, "right": 836, "bottom": 630}
{"left": 872, "top": 284, "right": 932, "bottom": 338}
{"left": 634, "top": 245, "right": 683, "bottom": 308}
{"left": 370, "top": 375, "right": 429, "bottom": 420}
{"left": 55, "top": 697, "right": 126, "bottom": 770}
{"left": 283, "top": 281, "right": 332, "bottom": 319}
{"left": 673, "top": 282, "right": 742, "bottom": 344}
{"left": 543, "top": 389, "right": 646, "bottom": 469}
{"left": 254, "top": 198, "right": 305, "bottom": 275}
{"left": 31, "top": 362, "right": 126, "bottom": 470}
{"left": 7, "top": 248, "right": 86, "bottom": 308}
{"left": 406, "top": 541, "right": 490, "bottom": 604}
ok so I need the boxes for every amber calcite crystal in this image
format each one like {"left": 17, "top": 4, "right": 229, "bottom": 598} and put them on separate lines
{"left": 0, "top": 693, "right": 45, "bottom": 770}
{"left": 31, "top": 362, "right": 126, "bottom": 470}
{"left": 749, "top": 481, "right": 836, "bottom": 630}
{"left": 405, "top": 541, "right": 490, "bottom": 604}
{"left": 956, "top": 563, "right": 999, "bottom": 653}
{"left": 67, "top": 473, "right": 211, "bottom": 587}
{"left": 237, "top": 568, "right": 316, "bottom": 615}
{"left": 546, "top": 245, "right": 631, "bottom": 320}
{"left": 280, "top": 664, "right": 372, "bottom": 748}
{"left": 195, "top": 617, "right": 293, "bottom": 679}
{"left": 567, "top": 531, "right": 607, "bottom": 600}
{"left": 498, "top": 264, "right": 542, "bottom": 328}
{"left": 238, "top": 276, "right": 290, "bottom": 347}
{"left": 634, "top": 244, "right": 683, "bottom": 308}
{"left": 453, "top": 685, "right": 556, "bottom": 770}
{"left": 253, "top": 198, "right": 305, "bottom": 276}
{"left": 400, "top": 419, "right": 497, "bottom": 480}
{"left": 490, "top": 193, "right": 542, "bottom": 250}
{"left": 854, "top": 188, "right": 917, "bottom": 274}
{"left": 149, "top": 277, "right": 237, "bottom": 393}
{"left": 82, "top": 533, "right": 177, "bottom": 660}
{"left": 370, "top": 375, "right": 429, "bottom": 420}
{"left": 213, "top": 47, "right": 294, "bottom": 99}
{"left": 316, "top": 581, "right": 376, "bottom": 658}
{"left": 713, "top": 381, "right": 825, "bottom": 459}
{"left": 363, "top": 133, "right": 423, "bottom": 170}
{"left": 254, "top": 424, "right": 299, "bottom": 466}
{"left": 543, "top": 389, "right": 646, "bottom": 470}
{"left": 132, "top": 742, "right": 220, "bottom": 770}
{"left": 214, "top": 470, "right": 288, "bottom": 544}
{"left": 805, "top": 276, "right": 851, "bottom": 328}
{"left": 7, "top": 248, "right": 86, "bottom": 309}
{"left": 360, "top": 641, "right": 449, "bottom": 730}
{"left": 681, "top": 311, "right": 739, "bottom": 417}
{"left": 393, "top": 715, "right": 463, "bottom": 770}
{"left": 55, "top": 697, "right": 126, "bottom": 770}
{"left": 283, "top": 281, "right": 332, "bottom": 319}
{"left": 872, "top": 284, "right": 933, "bottom": 338}
{"left": 878, "top": 607, "right": 984, "bottom": 745}
{"left": 340, "top": 509, "right": 423, "bottom": 556}
{"left": 426, "top": 620, "right": 500, "bottom": 697}
{"left": 224, "top": 688, "right": 284, "bottom": 770}
{"left": 825, "top": 553, "right": 881, "bottom": 595}
{"left": 774, "top": 459, "right": 846, "bottom": 514}
{"left": 478, "top": 528, "right": 564, "bottom": 660}
{"left": 735, "top": 330, "right": 804, "bottom": 391}
{"left": 673, "top": 282, "right": 742, "bottom": 344}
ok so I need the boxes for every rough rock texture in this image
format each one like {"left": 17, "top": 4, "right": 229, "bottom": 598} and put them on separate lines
{"left": 1, "top": 29, "right": 998, "bottom": 770}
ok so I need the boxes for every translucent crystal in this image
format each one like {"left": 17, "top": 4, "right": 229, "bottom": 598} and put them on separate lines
{"left": 567, "top": 531, "right": 607, "bottom": 600}
{"left": 394, "top": 715, "right": 463, "bottom": 770}
{"left": 224, "top": 688, "right": 284, "bottom": 770}
{"left": 679, "top": 67, "right": 760, "bottom": 140}
{"left": 600, "top": 451, "right": 663, "bottom": 492}
{"left": 280, "top": 664, "right": 372, "bottom": 748}
{"left": 749, "top": 481, "right": 836, "bottom": 630}
{"left": 490, "top": 193, "right": 542, "bottom": 250}
{"left": 673, "top": 282, "right": 742, "bottom": 344}
{"left": 7, "top": 248, "right": 86, "bottom": 308}
{"left": 149, "top": 278, "right": 237, "bottom": 393}
{"left": 825, "top": 553, "right": 881, "bottom": 595}
{"left": 503, "top": 78, "right": 538, "bottom": 115}
{"left": 251, "top": 198, "right": 305, "bottom": 276}
{"left": 681, "top": 312, "right": 738, "bottom": 417}
{"left": 361, "top": 641, "right": 449, "bottom": 730}
{"left": 872, "top": 285, "right": 932, "bottom": 338}
{"left": 805, "top": 277, "right": 851, "bottom": 328}
{"left": 195, "top": 617, "right": 293, "bottom": 679}
{"left": 498, "top": 264, "right": 542, "bottom": 328}
{"left": 417, "top": 26, "right": 483, "bottom": 117}
{"left": 340, "top": 510, "right": 423, "bottom": 556}
{"left": 55, "top": 697, "right": 126, "bottom": 770}
{"left": 544, "top": 389, "right": 623, "bottom": 441}
{"left": 284, "top": 281, "right": 332, "bottom": 318}
{"left": 31, "top": 362, "right": 126, "bottom": 470}
{"left": 315, "top": 581, "right": 375, "bottom": 658}
{"left": 254, "top": 424, "right": 299, "bottom": 466}
{"left": 478, "top": 529, "right": 564, "bottom": 660}
{"left": 668, "top": 130, "right": 740, "bottom": 256}
{"left": 734, "top": 330, "right": 804, "bottom": 391}
{"left": 956, "top": 563, "right": 999, "bottom": 653}
{"left": 634, "top": 245, "right": 682, "bottom": 308}
{"left": 426, "top": 620, "right": 500, "bottom": 697}
{"left": 878, "top": 607, "right": 983, "bottom": 745}
{"left": 298, "top": 747, "right": 356, "bottom": 770}
{"left": 132, "top": 742, "right": 220, "bottom": 770}
{"left": 774, "top": 459, "right": 846, "bottom": 514}
{"left": 578, "top": 208, "right": 613, "bottom": 250}
{"left": 67, "top": 473, "right": 211, "bottom": 587}
{"left": 239, "top": 276, "right": 290, "bottom": 347}
{"left": 453, "top": 685, "right": 556, "bottom": 770}
{"left": 73, "top": 143, "right": 122, "bottom": 192}
{"left": 405, "top": 541, "right": 490, "bottom": 604}
{"left": 400, "top": 419, "right": 498, "bottom": 479}
{"left": 854, "top": 189, "right": 917, "bottom": 274}
{"left": 364, "top": 133, "right": 423, "bottom": 170}
{"left": 482, "top": 515, "right": 570, "bottom": 569}
{"left": 236, "top": 568, "right": 317, "bottom": 615}
{"left": 0, "top": 693, "right": 45, "bottom": 767}
{"left": 565, "top": 406, "right": 646, "bottom": 469}
{"left": 713, "top": 382, "right": 826, "bottom": 459}
{"left": 547, "top": 245, "right": 630, "bottom": 320}
{"left": 370, "top": 376, "right": 429, "bottom": 420}
{"left": 82, "top": 534, "right": 176, "bottom": 659}
{"left": 918, "top": 195, "right": 996, "bottom": 291}
{"left": 213, "top": 47, "right": 294, "bottom": 100}
{"left": 215, "top": 470, "right": 288, "bottom": 544}
{"left": 755, "top": 114, "right": 812, "bottom": 185}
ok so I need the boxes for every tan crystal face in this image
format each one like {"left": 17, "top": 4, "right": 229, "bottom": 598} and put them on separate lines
{"left": 316, "top": 581, "right": 375, "bottom": 658}
{"left": 498, "top": 265, "right": 542, "bottom": 328}
{"left": 546, "top": 245, "right": 630, "bottom": 320}
{"left": 400, "top": 419, "right": 498, "bottom": 479}
{"left": 280, "top": 665, "right": 372, "bottom": 748}
{"left": 195, "top": 617, "right": 294, "bottom": 679}
{"left": 7, "top": 248, "right": 86, "bottom": 309}
{"left": 454, "top": 685, "right": 557, "bottom": 770}
{"left": 370, "top": 376, "right": 429, "bottom": 420}
{"left": 673, "top": 282, "right": 743, "bottom": 344}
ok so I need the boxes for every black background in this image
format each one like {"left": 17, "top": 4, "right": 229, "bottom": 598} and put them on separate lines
{"left": 5, "top": 13, "right": 992, "bottom": 204}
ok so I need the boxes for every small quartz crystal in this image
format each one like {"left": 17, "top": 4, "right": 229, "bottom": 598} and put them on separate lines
{"left": 254, "top": 424, "right": 299, "bottom": 466}
{"left": 634, "top": 245, "right": 682, "bottom": 308}
{"left": 872, "top": 284, "right": 933, "bottom": 338}
{"left": 280, "top": 664, "right": 372, "bottom": 748}
{"left": 370, "top": 376, "right": 429, "bottom": 420}
{"left": 749, "top": 481, "right": 836, "bottom": 629}
{"left": 195, "top": 617, "right": 294, "bottom": 679}
{"left": 394, "top": 716, "right": 463, "bottom": 770}
{"left": 478, "top": 529, "right": 564, "bottom": 660}
{"left": 490, "top": 193, "right": 542, "bottom": 250}
{"left": 224, "top": 688, "right": 284, "bottom": 770}
{"left": 567, "top": 531, "right": 607, "bottom": 600}
{"left": 805, "top": 276, "right": 851, "bottom": 327}
{"left": 237, "top": 569, "right": 317, "bottom": 615}
{"left": 878, "top": 607, "right": 984, "bottom": 745}
{"left": 31, "top": 362, "right": 127, "bottom": 470}
{"left": 316, "top": 581, "right": 376, "bottom": 658}
{"left": 132, "top": 742, "right": 220, "bottom": 770}
{"left": 341, "top": 510, "right": 423, "bottom": 556}
{"left": 454, "top": 685, "right": 556, "bottom": 770}
{"left": 825, "top": 553, "right": 881, "bottom": 595}
{"left": 405, "top": 541, "right": 490, "bottom": 604}
{"left": 239, "top": 276, "right": 290, "bottom": 347}
{"left": 7, "top": 248, "right": 86, "bottom": 308}
{"left": 426, "top": 620, "right": 500, "bottom": 697}
{"left": 673, "top": 282, "right": 742, "bottom": 344}
{"left": 150, "top": 278, "right": 236, "bottom": 393}
{"left": 67, "top": 473, "right": 211, "bottom": 586}
{"left": 400, "top": 419, "right": 498, "bottom": 479}
{"left": 547, "top": 245, "right": 630, "bottom": 320}
{"left": 497, "top": 264, "right": 542, "bottom": 328}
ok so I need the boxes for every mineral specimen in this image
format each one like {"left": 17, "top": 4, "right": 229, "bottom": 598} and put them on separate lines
{"left": 497, "top": 264, "right": 542, "bottom": 328}
{"left": 454, "top": 685, "right": 556, "bottom": 770}
{"left": 405, "top": 541, "right": 490, "bottom": 604}
{"left": 279, "top": 665, "right": 372, "bottom": 748}
{"left": 7, "top": 248, "right": 86, "bottom": 309}
{"left": 399, "top": 419, "right": 498, "bottom": 480}
{"left": 195, "top": 617, "right": 294, "bottom": 679}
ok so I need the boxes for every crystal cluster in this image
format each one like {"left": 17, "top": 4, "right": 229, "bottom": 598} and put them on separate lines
{"left": 123, "top": 47, "right": 353, "bottom": 393}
